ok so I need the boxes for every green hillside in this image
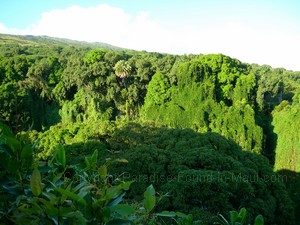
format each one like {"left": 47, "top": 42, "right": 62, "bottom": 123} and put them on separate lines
{"left": 0, "top": 34, "right": 299, "bottom": 224}
{"left": 0, "top": 33, "right": 122, "bottom": 49}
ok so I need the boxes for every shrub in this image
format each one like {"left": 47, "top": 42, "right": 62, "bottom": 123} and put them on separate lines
{"left": 108, "top": 123, "right": 295, "bottom": 224}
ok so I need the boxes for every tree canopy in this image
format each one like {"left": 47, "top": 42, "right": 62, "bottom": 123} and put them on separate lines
{"left": 1, "top": 34, "right": 300, "bottom": 224}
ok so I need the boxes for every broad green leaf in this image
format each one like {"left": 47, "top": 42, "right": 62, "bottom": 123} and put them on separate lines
{"left": 254, "top": 215, "right": 264, "bottom": 225}
{"left": 85, "top": 149, "right": 98, "bottom": 170}
{"left": 108, "top": 192, "right": 125, "bottom": 207}
{"left": 21, "top": 145, "right": 33, "bottom": 161}
{"left": 41, "top": 192, "right": 59, "bottom": 203}
{"left": 30, "top": 168, "right": 42, "bottom": 196}
{"left": 55, "top": 144, "right": 66, "bottom": 169}
{"left": 143, "top": 184, "right": 156, "bottom": 212}
{"left": 78, "top": 185, "right": 95, "bottom": 198}
{"left": 55, "top": 187, "right": 86, "bottom": 205}
{"left": 51, "top": 171, "right": 65, "bottom": 183}
{"left": 118, "top": 181, "right": 134, "bottom": 191}
{"left": 85, "top": 157, "right": 91, "bottom": 168}
{"left": 73, "top": 181, "right": 90, "bottom": 192}
{"left": 110, "top": 204, "right": 135, "bottom": 216}
{"left": 5, "top": 137, "right": 21, "bottom": 153}
{"left": 21, "top": 145, "right": 33, "bottom": 168}
{"left": 229, "top": 210, "right": 238, "bottom": 223}
{"left": 0, "top": 122, "right": 14, "bottom": 137}
{"left": 98, "top": 165, "right": 107, "bottom": 180}
{"left": 91, "top": 149, "right": 98, "bottom": 164}
{"left": 237, "top": 207, "right": 246, "bottom": 223}
{"left": 106, "top": 186, "right": 123, "bottom": 200}
{"left": 60, "top": 181, "right": 73, "bottom": 204}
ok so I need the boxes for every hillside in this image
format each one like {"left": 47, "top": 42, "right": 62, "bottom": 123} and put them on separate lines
{"left": 0, "top": 33, "right": 122, "bottom": 50}
{"left": 0, "top": 33, "right": 299, "bottom": 224}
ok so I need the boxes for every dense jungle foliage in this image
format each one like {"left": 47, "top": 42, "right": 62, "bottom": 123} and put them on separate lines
{"left": 0, "top": 34, "right": 299, "bottom": 224}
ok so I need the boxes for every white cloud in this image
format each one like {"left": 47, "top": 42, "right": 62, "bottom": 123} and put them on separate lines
{"left": 1, "top": 4, "right": 300, "bottom": 71}
{"left": 0, "top": 22, "right": 26, "bottom": 34}
{"left": 30, "top": 5, "right": 132, "bottom": 44}
{"left": 0, "top": 20, "right": 37, "bottom": 36}
{"left": 25, "top": 4, "right": 179, "bottom": 54}
{"left": 175, "top": 22, "right": 300, "bottom": 71}
{"left": 0, "top": 23, "right": 7, "bottom": 33}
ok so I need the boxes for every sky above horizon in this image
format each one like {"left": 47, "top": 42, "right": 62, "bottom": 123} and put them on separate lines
{"left": 1, "top": 0, "right": 300, "bottom": 71}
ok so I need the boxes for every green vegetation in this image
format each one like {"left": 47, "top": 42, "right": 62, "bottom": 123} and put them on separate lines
{"left": 0, "top": 34, "right": 300, "bottom": 224}
{"left": 0, "top": 123, "right": 193, "bottom": 224}
{"left": 214, "top": 207, "right": 264, "bottom": 225}
{"left": 0, "top": 34, "right": 121, "bottom": 49}
{"left": 272, "top": 95, "right": 300, "bottom": 222}
{"left": 142, "top": 55, "right": 263, "bottom": 153}
{"left": 106, "top": 123, "right": 294, "bottom": 224}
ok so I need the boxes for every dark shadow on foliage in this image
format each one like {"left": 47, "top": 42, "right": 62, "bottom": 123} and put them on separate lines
{"left": 64, "top": 140, "right": 108, "bottom": 165}
{"left": 277, "top": 169, "right": 300, "bottom": 225}
{"left": 256, "top": 113, "right": 278, "bottom": 164}
{"left": 88, "top": 122, "right": 295, "bottom": 225}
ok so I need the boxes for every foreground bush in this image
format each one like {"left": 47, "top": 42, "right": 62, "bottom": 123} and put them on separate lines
{"left": 0, "top": 122, "right": 194, "bottom": 224}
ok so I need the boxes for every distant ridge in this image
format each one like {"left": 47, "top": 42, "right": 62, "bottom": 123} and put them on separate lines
{"left": 0, "top": 33, "right": 123, "bottom": 50}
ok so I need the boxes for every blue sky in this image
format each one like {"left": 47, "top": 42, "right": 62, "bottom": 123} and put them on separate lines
{"left": 1, "top": 0, "right": 300, "bottom": 71}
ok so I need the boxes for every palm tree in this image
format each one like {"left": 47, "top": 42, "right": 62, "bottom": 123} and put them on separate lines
{"left": 114, "top": 60, "right": 131, "bottom": 79}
